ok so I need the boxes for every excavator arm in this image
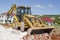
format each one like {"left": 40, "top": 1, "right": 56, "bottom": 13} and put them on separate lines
{"left": 7, "top": 4, "right": 21, "bottom": 28}
{"left": 8, "top": 4, "right": 16, "bottom": 15}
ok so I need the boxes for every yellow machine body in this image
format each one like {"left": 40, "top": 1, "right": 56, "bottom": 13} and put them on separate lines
{"left": 7, "top": 4, "right": 54, "bottom": 35}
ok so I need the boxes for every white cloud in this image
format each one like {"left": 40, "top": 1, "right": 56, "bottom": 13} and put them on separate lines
{"left": 48, "top": 4, "right": 53, "bottom": 8}
{"left": 32, "top": 4, "right": 53, "bottom": 9}
{"left": 34, "top": 4, "right": 46, "bottom": 9}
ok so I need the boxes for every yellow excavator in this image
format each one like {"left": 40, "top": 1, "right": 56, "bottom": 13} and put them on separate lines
{"left": 7, "top": 4, "right": 54, "bottom": 35}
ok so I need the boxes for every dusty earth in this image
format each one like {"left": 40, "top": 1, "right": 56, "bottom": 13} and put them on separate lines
{"left": 51, "top": 34, "right": 60, "bottom": 40}
{"left": 23, "top": 33, "right": 60, "bottom": 40}
{"left": 0, "top": 25, "right": 60, "bottom": 40}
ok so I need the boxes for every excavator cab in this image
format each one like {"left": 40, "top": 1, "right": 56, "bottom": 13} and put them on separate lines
{"left": 25, "top": 7, "right": 31, "bottom": 15}
{"left": 16, "top": 6, "right": 31, "bottom": 22}
{"left": 16, "top": 6, "right": 25, "bottom": 22}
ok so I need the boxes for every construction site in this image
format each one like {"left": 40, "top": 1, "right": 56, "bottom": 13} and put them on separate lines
{"left": 0, "top": 0, "right": 60, "bottom": 40}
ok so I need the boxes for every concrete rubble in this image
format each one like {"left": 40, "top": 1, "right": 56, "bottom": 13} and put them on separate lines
{"left": 0, "top": 25, "right": 27, "bottom": 40}
{"left": 23, "top": 33, "right": 52, "bottom": 40}
{"left": 0, "top": 25, "right": 60, "bottom": 40}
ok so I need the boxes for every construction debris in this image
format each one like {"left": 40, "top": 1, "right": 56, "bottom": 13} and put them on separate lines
{"left": 0, "top": 25, "right": 27, "bottom": 40}
{"left": 23, "top": 33, "right": 52, "bottom": 40}
{"left": 0, "top": 25, "right": 60, "bottom": 40}
{"left": 23, "top": 33, "right": 60, "bottom": 40}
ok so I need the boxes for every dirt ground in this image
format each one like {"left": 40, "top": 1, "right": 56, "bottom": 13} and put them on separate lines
{"left": 23, "top": 33, "right": 60, "bottom": 40}
{"left": 51, "top": 34, "right": 60, "bottom": 40}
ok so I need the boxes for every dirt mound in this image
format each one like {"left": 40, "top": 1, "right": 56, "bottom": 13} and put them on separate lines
{"left": 23, "top": 33, "right": 52, "bottom": 40}
{"left": 23, "top": 33, "right": 60, "bottom": 40}
{"left": 51, "top": 34, "right": 60, "bottom": 40}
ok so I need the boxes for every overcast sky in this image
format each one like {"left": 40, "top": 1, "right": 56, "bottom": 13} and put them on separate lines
{"left": 0, "top": 0, "right": 60, "bottom": 15}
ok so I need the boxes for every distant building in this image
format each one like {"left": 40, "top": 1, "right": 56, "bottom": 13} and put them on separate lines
{"left": 58, "top": 16, "right": 60, "bottom": 19}
{"left": 50, "top": 17, "right": 55, "bottom": 20}
{"left": 41, "top": 16, "right": 54, "bottom": 26}
{"left": 0, "top": 12, "right": 15, "bottom": 24}
{"left": 7, "top": 15, "right": 14, "bottom": 23}
{"left": 0, "top": 14, "right": 7, "bottom": 24}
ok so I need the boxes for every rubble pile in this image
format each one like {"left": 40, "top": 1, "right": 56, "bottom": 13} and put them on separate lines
{"left": 23, "top": 34, "right": 60, "bottom": 40}
{"left": 51, "top": 34, "right": 60, "bottom": 40}
{"left": 23, "top": 33, "right": 52, "bottom": 40}
{"left": 0, "top": 25, "right": 60, "bottom": 40}
{"left": 0, "top": 25, "right": 27, "bottom": 40}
